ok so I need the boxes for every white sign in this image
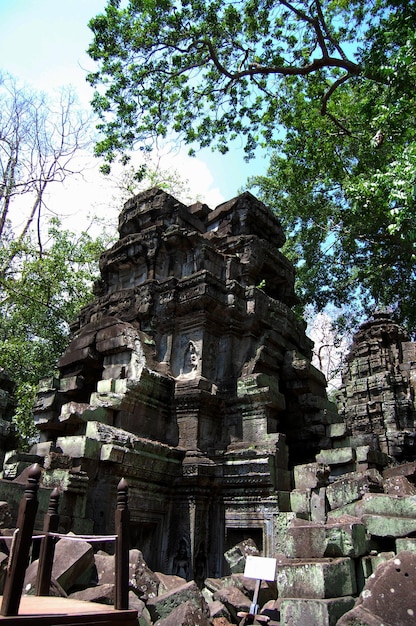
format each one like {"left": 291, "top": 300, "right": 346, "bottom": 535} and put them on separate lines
{"left": 243, "top": 556, "right": 277, "bottom": 581}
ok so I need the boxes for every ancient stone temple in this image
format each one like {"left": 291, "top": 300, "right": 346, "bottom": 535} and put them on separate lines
{"left": 2, "top": 189, "right": 337, "bottom": 578}
{"left": 336, "top": 311, "right": 416, "bottom": 461}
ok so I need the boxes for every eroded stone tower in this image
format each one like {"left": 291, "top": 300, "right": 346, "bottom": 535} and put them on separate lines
{"left": 336, "top": 311, "right": 416, "bottom": 461}
{"left": 3, "top": 189, "right": 338, "bottom": 577}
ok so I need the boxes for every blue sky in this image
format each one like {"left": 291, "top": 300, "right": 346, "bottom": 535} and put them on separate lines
{"left": 0, "top": 0, "right": 268, "bottom": 213}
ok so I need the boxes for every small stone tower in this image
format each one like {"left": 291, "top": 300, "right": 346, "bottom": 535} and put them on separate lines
{"left": 336, "top": 311, "right": 416, "bottom": 460}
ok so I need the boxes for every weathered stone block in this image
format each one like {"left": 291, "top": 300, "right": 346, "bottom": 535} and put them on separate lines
{"left": 224, "top": 539, "right": 259, "bottom": 574}
{"left": 89, "top": 391, "right": 124, "bottom": 409}
{"left": 338, "top": 552, "right": 416, "bottom": 626}
{"left": 212, "top": 585, "right": 251, "bottom": 622}
{"left": 37, "top": 377, "right": 60, "bottom": 392}
{"left": 55, "top": 436, "right": 100, "bottom": 460}
{"left": 276, "top": 557, "right": 356, "bottom": 599}
{"left": 310, "top": 487, "right": 328, "bottom": 523}
{"left": 293, "top": 462, "right": 330, "bottom": 491}
{"left": 396, "top": 538, "right": 416, "bottom": 553}
{"left": 274, "top": 512, "right": 296, "bottom": 554}
{"left": 51, "top": 537, "right": 95, "bottom": 592}
{"left": 100, "top": 443, "right": 126, "bottom": 463}
{"left": 326, "top": 469, "right": 383, "bottom": 511}
{"left": 356, "top": 551, "right": 395, "bottom": 592}
{"left": 59, "top": 402, "right": 91, "bottom": 424}
{"left": 290, "top": 489, "right": 311, "bottom": 516}
{"left": 153, "top": 600, "right": 212, "bottom": 626}
{"left": 328, "top": 422, "right": 347, "bottom": 439}
{"left": 384, "top": 475, "right": 416, "bottom": 496}
{"left": 316, "top": 447, "right": 356, "bottom": 467}
{"left": 59, "top": 376, "right": 84, "bottom": 393}
{"left": 327, "top": 500, "right": 364, "bottom": 521}
{"left": 280, "top": 596, "right": 355, "bottom": 626}
{"left": 324, "top": 517, "right": 367, "bottom": 558}
{"left": 363, "top": 514, "right": 416, "bottom": 538}
{"left": 286, "top": 520, "right": 327, "bottom": 558}
{"left": 146, "top": 581, "right": 209, "bottom": 622}
{"left": 362, "top": 493, "right": 416, "bottom": 518}
{"left": 383, "top": 461, "right": 416, "bottom": 480}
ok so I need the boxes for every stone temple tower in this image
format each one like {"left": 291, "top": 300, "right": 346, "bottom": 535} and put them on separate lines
{"left": 5, "top": 188, "right": 337, "bottom": 577}
{"left": 336, "top": 310, "right": 416, "bottom": 461}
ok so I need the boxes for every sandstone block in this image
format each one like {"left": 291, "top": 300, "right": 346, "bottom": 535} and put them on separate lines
{"left": 155, "top": 572, "right": 186, "bottom": 594}
{"left": 208, "top": 599, "right": 231, "bottom": 621}
{"left": 23, "top": 560, "right": 67, "bottom": 597}
{"left": 316, "top": 447, "right": 356, "bottom": 467}
{"left": 356, "top": 552, "right": 395, "bottom": 592}
{"left": 396, "top": 538, "right": 416, "bottom": 553}
{"left": 153, "top": 600, "right": 211, "bottom": 626}
{"left": 293, "top": 462, "right": 330, "bottom": 490}
{"left": 383, "top": 461, "right": 416, "bottom": 480}
{"left": 212, "top": 585, "right": 251, "bottom": 622}
{"left": 37, "top": 376, "right": 60, "bottom": 392}
{"left": 59, "top": 375, "right": 84, "bottom": 393}
{"left": 129, "top": 548, "right": 160, "bottom": 600}
{"left": 310, "top": 487, "right": 328, "bottom": 523}
{"left": 51, "top": 536, "right": 95, "bottom": 592}
{"left": 224, "top": 539, "right": 259, "bottom": 574}
{"left": 286, "top": 520, "right": 327, "bottom": 558}
{"left": 274, "top": 512, "right": 296, "bottom": 554}
{"left": 230, "top": 573, "right": 277, "bottom": 607}
{"left": 362, "top": 493, "right": 416, "bottom": 517}
{"left": 69, "top": 583, "right": 115, "bottom": 604}
{"left": 384, "top": 475, "right": 416, "bottom": 496}
{"left": 326, "top": 500, "right": 363, "bottom": 521}
{"left": 280, "top": 596, "right": 355, "bottom": 626}
{"left": 363, "top": 514, "right": 416, "bottom": 538}
{"left": 56, "top": 436, "right": 100, "bottom": 460}
{"left": 326, "top": 469, "right": 383, "bottom": 511}
{"left": 128, "top": 591, "right": 151, "bottom": 626}
{"left": 276, "top": 557, "right": 356, "bottom": 599}
{"left": 100, "top": 443, "right": 126, "bottom": 463}
{"left": 324, "top": 517, "right": 367, "bottom": 558}
{"left": 328, "top": 422, "right": 347, "bottom": 439}
{"left": 146, "top": 581, "right": 209, "bottom": 623}
{"left": 290, "top": 489, "right": 311, "bottom": 516}
{"left": 338, "top": 552, "right": 416, "bottom": 626}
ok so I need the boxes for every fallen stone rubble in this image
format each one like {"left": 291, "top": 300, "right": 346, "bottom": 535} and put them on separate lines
{"left": 0, "top": 460, "right": 413, "bottom": 626}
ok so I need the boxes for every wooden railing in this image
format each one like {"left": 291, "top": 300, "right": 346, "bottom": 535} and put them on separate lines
{"left": 0, "top": 465, "right": 130, "bottom": 617}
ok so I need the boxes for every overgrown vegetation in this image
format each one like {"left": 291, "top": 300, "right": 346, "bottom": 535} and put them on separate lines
{"left": 87, "top": 0, "right": 416, "bottom": 333}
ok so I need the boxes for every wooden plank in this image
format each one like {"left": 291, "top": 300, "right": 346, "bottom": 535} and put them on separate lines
{"left": 0, "top": 596, "right": 138, "bottom": 625}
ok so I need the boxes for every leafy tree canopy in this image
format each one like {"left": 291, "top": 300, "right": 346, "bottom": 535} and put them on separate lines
{"left": 87, "top": 0, "right": 416, "bottom": 332}
{"left": 0, "top": 220, "right": 110, "bottom": 445}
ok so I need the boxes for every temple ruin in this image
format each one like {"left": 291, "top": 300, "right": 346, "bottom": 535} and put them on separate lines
{"left": 1, "top": 188, "right": 416, "bottom": 625}
{"left": 336, "top": 310, "right": 416, "bottom": 461}
{"left": 1, "top": 188, "right": 340, "bottom": 578}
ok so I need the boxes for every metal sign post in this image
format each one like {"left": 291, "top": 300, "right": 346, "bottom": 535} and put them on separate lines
{"left": 237, "top": 556, "right": 277, "bottom": 625}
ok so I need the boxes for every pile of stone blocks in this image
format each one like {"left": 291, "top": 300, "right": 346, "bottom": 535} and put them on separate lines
{"left": 273, "top": 458, "right": 416, "bottom": 624}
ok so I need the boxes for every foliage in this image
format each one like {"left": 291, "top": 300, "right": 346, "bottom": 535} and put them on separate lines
{"left": 248, "top": 2, "right": 416, "bottom": 332}
{"left": 87, "top": 0, "right": 371, "bottom": 164}
{"left": 0, "top": 73, "right": 106, "bottom": 446}
{"left": 87, "top": 0, "right": 416, "bottom": 332}
{"left": 108, "top": 151, "right": 197, "bottom": 206}
{"left": 0, "top": 72, "right": 93, "bottom": 279}
{"left": 0, "top": 220, "right": 109, "bottom": 447}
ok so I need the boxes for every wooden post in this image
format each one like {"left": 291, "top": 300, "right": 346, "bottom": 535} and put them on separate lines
{"left": 114, "top": 477, "right": 130, "bottom": 610}
{"left": 1, "top": 463, "right": 42, "bottom": 616}
{"left": 35, "top": 487, "right": 60, "bottom": 596}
